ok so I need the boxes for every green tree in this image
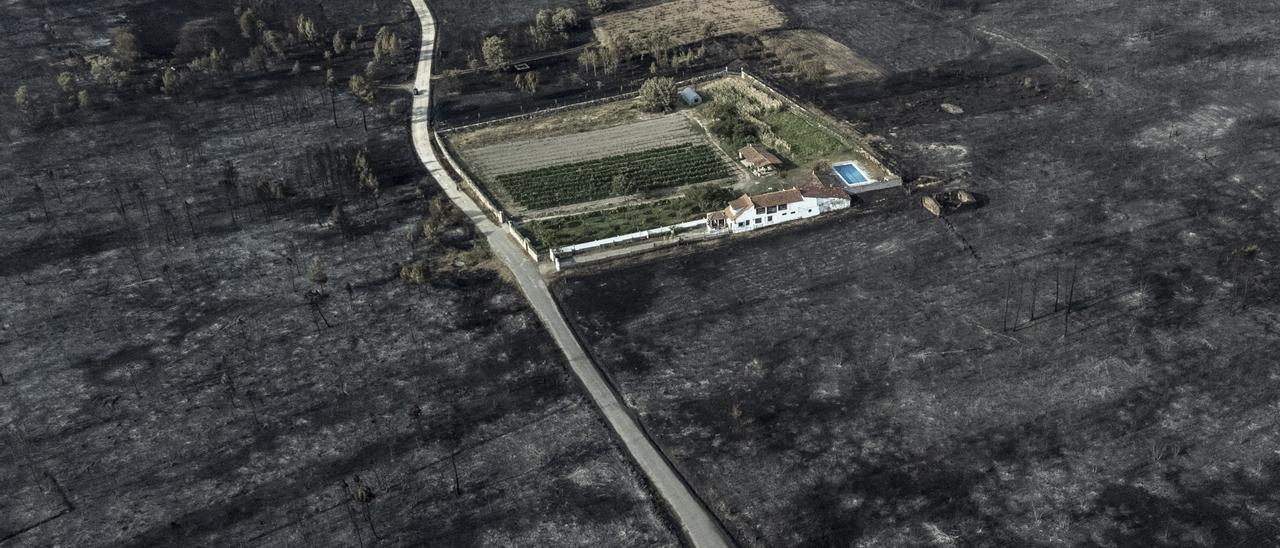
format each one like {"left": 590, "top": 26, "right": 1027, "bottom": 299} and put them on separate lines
{"left": 87, "top": 55, "right": 127, "bottom": 87}
{"left": 262, "top": 30, "right": 285, "bottom": 57}
{"left": 530, "top": 9, "right": 556, "bottom": 49}
{"left": 14, "top": 85, "right": 35, "bottom": 121}
{"left": 349, "top": 74, "right": 374, "bottom": 104}
{"left": 481, "top": 35, "right": 509, "bottom": 69}
{"left": 373, "top": 27, "right": 400, "bottom": 60}
{"left": 160, "top": 68, "right": 181, "bottom": 96}
{"left": 238, "top": 9, "right": 258, "bottom": 40}
{"left": 295, "top": 14, "right": 318, "bottom": 43}
{"left": 636, "top": 76, "right": 677, "bottom": 112}
{"left": 355, "top": 150, "right": 380, "bottom": 199}
{"left": 77, "top": 89, "right": 92, "bottom": 110}
{"left": 578, "top": 47, "right": 600, "bottom": 76}
{"left": 683, "top": 184, "right": 736, "bottom": 211}
{"left": 56, "top": 72, "right": 75, "bottom": 94}
{"left": 588, "top": 0, "right": 608, "bottom": 14}
{"left": 291, "top": 61, "right": 302, "bottom": 76}
{"left": 330, "top": 204, "right": 352, "bottom": 238}
{"left": 111, "top": 27, "right": 142, "bottom": 63}
{"left": 211, "top": 48, "right": 226, "bottom": 72}
{"left": 308, "top": 256, "right": 329, "bottom": 287}
{"left": 552, "top": 7, "right": 579, "bottom": 33}
{"left": 332, "top": 31, "right": 346, "bottom": 55}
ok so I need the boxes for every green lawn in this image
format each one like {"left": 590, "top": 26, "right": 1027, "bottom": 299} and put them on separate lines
{"left": 759, "top": 108, "right": 850, "bottom": 162}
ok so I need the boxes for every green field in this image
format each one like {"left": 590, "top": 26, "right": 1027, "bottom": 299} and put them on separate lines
{"left": 759, "top": 108, "right": 849, "bottom": 161}
{"left": 494, "top": 144, "right": 730, "bottom": 209}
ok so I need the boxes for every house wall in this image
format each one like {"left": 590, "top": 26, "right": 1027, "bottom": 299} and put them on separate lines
{"left": 729, "top": 199, "right": 821, "bottom": 233}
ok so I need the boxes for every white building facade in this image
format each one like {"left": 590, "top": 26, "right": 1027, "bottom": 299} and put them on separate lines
{"left": 707, "top": 187, "right": 850, "bottom": 233}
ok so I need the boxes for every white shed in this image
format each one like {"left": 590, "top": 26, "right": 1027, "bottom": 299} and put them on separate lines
{"left": 679, "top": 87, "right": 703, "bottom": 106}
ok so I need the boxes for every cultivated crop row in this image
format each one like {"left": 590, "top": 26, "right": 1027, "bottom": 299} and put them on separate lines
{"left": 496, "top": 143, "right": 730, "bottom": 209}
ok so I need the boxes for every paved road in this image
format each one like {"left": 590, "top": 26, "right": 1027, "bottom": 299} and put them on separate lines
{"left": 405, "top": 2, "right": 734, "bottom": 547}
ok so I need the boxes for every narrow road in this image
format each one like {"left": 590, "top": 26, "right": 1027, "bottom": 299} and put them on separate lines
{"left": 405, "top": 2, "right": 734, "bottom": 547}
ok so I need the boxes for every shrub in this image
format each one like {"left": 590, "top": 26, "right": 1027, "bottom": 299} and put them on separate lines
{"left": 308, "top": 256, "right": 329, "bottom": 286}
{"left": 400, "top": 260, "right": 429, "bottom": 285}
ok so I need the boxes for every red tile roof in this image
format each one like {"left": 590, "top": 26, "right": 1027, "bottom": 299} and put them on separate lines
{"left": 751, "top": 188, "right": 805, "bottom": 207}
{"left": 725, "top": 194, "right": 754, "bottom": 219}
{"left": 739, "top": 144, "right": 783, "bottom": 168}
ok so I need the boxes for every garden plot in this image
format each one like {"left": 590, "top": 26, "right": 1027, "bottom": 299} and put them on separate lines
{"left": 462, "top": 114, "right": 702, "bottom": 177}
{"left": 496, "top": 143, "right": 730, "bottom": 209}
{"left": 593, "top": 0, "right": 786, "bottom": 49}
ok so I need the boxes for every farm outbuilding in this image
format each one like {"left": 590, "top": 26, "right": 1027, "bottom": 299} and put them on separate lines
{"left": 680, "top": 87, "right": 703, "bottom": 106}
{"left": 738, "top": 144, "right": 784, "bottom": 176}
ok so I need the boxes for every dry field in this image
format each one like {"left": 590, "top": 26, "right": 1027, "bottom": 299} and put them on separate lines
{"left": 592, "top": 0, "right": 786, "bottom": 48}
{"left": 446, "top": 99, "right": 666, "bottom": 149}
{"left": 760, "top": 30, "right": 887, "bottom": 82}
{"left": 784, "top": 0, "right": 988, "bottom": 73}
{"left": 460, "top": 115, "right": 702, "bottom": 177}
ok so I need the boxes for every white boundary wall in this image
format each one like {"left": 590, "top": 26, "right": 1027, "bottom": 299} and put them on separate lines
{"left": 552, "top": 219, "right": 705, "bottom": 256}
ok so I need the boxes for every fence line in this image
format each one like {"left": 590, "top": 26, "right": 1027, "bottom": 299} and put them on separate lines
{"left": 434, "top": 130, "right": 544, "bottom": 261}
{"left": 551, "top": 219, "right": 705, "bottom": 257}
{"left": 430, "top": 131, "right": 506, "bottom": 224}
{"left": 504, "top": 221, "right": 541, "bottom": 261}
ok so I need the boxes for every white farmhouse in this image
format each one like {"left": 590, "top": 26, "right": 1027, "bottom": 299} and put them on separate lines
{"left": 706, "top": 185, "right": 850, "bottom": 233}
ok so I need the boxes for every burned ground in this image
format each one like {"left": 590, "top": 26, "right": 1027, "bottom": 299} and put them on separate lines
{"left": 556, "top": 0, "right": 1280, "bottom": 545}
{"left": 0, "top": 1, "right": 675, "bottom": 546}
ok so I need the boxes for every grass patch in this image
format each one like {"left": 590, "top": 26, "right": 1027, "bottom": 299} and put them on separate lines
{"left": 696, "top": 77, "right": 853, "bottom": 167}
{"left": 495, "top": 144, "right": 730, "bottom": 209}
{"left": 759, "top": 108, "right": 849, "bottom": 161}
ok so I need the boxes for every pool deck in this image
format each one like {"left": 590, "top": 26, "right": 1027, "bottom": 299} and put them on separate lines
{"left": 832, "top": 160, "right": 903, "bottom": 194}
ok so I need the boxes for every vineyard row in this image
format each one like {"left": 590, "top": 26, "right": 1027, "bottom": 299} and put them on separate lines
{"left": 495, "top": 144, "right": 730, "bottom": 209}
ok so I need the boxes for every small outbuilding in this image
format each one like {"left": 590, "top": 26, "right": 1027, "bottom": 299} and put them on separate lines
{"left": 738, "top": 144, "right": 784, "bottom": 176}
{"left": 679, "top": 87, "right": 703, "bottom": 106}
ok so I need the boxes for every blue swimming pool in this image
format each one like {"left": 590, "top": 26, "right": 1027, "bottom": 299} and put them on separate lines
{"left": 833, "top": 162, "right": 868, "bottom": 185}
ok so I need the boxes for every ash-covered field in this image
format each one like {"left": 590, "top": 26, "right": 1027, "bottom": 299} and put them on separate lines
{"left": 0, "top": 1, "right": 675, "bottom": 546}
{"left": 556, "top": 0, "right": 1280, "bottom": 545}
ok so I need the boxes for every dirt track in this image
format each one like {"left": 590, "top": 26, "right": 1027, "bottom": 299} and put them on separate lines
{"left": 409, "top": 1, "right": 735, "bottom": 546}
